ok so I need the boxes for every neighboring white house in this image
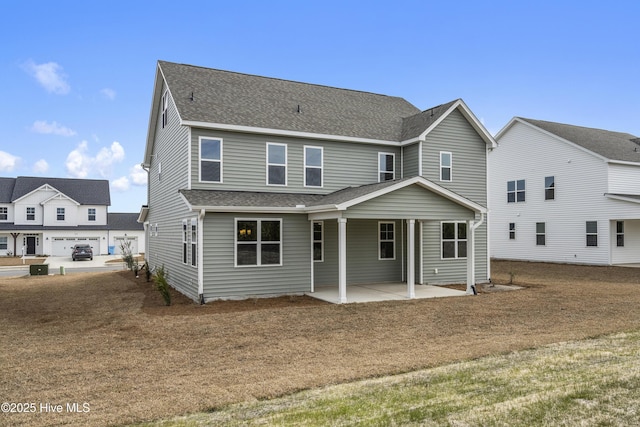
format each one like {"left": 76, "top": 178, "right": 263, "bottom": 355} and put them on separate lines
{"left": 490, "top": 117, "right": 640, "bottom": 265}
{"left": 0, "top": 176, "right": 145, "bottom": 257}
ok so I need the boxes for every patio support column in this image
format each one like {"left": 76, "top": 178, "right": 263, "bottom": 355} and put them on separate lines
{"left": 338, "top": 218, "right": 347, "bottom": 304}
{"left": 407, "top": 219, "right": 415, "bottom": 298}
{"left": 466, "top": 219, "right": 476, "bottom": 295}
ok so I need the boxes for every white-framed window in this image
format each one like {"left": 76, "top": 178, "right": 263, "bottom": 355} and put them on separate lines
{"left": 304, "top": 146, "right": 323, "bottom": 187}
{"left": 507, "top": 179, "right": 526, "bottom": 203}
{"left": 441, "top": 222, "right": 467, "bottom": 259}
{"left": 509, "top": 222, "right": 516, "bottom": 240}
{"left": 313, "top": 221, "right": 323, "bottom": 262}
{"left": 266, "top": 142, "right": 287, "bottom": 186}
{"left": 200, "top": 137, "right": 223, "bottom": 182}
{"left": 379, "top": 221, "right": 395, "bottom": 260}
{"left": 26, "top": 207, "right": 35, "bottom": 221}
{"left": 0, "top": 207, "right": 7, "bottom": 221}
{"left": 536, "top": 222, "right": 546, "bottom": 246}
{"left": 378, "top": 152, "right": 395, "bottom": 182}
{"left": 545, "top": 176, "right": 555, "bottom": 200}
{"left": 56, "top": 208, "right": 65, "bottom": 221}
{"left": 440, "top": 152, "right": 452, "bottom": 181}
{"left": 191, "top": 218, "right": 197, "bottom": 267}
{"left": 161, "top": 90, "right": 169, "bottom": 128}
{"left": 182, "top": 220, "right": 188, "bottom": 264}
{"left": 0, "top": 236, "right": 7, "bottom": 250}
{"left": 586, "top": 221, "right": 598, "bottom": 247}
{"left": 88, "top": 208, "right": 96, "bottom": 221}
{"left": 235, "top": 219, "right": 282, "bottom": 267}
{"left": 616, "top": 221, "right": 624, "bottom": 247}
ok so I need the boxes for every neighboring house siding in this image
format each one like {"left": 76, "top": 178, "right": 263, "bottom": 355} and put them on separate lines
{"left": 611, "top": 219, "right": 640, "bottom": 264}
{"left": 202, "top": 212, "right": 311, "bottom": 299}
{"left": 402, "top": 142, "right": 420, "bottom": 178}
{"left": 190, "top": 129, "right": 402, "bottom": 193}
{"left": 608, "top": 163, "right": 640, "bottom": 195}
{"left": 490, "top": 121, "right": 616, "bottom": 265}
{"left": 422, "top": 109, "right": 488, "bottom": 205}
{"left": 147, "top": 86, "right": 197, "bottom": 299}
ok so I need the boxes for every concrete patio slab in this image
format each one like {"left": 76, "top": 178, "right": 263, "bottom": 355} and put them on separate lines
{"left": 308, "top": 283, "right": 468, "bottom": 304}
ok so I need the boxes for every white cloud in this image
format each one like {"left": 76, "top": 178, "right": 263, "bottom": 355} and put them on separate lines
{"left": 66, "top": 141, "right": 126, "bottom": 179}
{"left": 0, "top": 151, "right": 20, "bottom": 172}
{"left": 30, "top": 120, "right": 76, "bottom": 137}
{"left": 100, "top": 88, "right": 116, "bottom": 100}
{"left": 33, "top": 159, "right": 49, "bottom": 173}
{"left": 130, "top": 164, "right": 147, "bottom": 186}
{"left": 23, "top": 60, "right": 70, "bottom": 94}
{"left": 111, "top": 176, "right": 130, "bottom": 192}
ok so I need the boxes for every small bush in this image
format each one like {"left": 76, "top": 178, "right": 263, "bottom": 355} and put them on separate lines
{"left": 119, "top": 240, "right": 135, "bottom": 270}
{"left": 154, "top": 265, "right": 171, "bottom": 306}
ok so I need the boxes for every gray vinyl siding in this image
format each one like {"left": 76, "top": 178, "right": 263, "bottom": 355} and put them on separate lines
{"left": 201, "top": 212, "right": 311, "bottom": 299}
{"left": 344, "top": 185, "right": 474, "bottom": 220}
{"left": 313, "top": 219, "right": 338, "bottom": 286}
{"left": 422, "top": 109, "right": 488, "bottom": 205}
{"left": 421, "top": 215, "right": 488, "bottom": 285}
{"left": 146, "top": 85, "right": 198, "bottom": 299}
{"left": 190, "top": 129, "right": 401, "bottom": 193}
{"left": 402, "top": 142, "right": 420, "bottom": 178}
{"left": 346, "top": 219, "right": 403, "bottom": 284}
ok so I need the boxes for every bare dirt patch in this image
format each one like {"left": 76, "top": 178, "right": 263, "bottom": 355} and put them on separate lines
{"left": 1, "top": 260, "right": 640, "bottom": 426}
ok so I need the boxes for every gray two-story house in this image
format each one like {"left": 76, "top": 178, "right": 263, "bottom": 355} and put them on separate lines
{"left": 140, "top": 61, "right": 496, "bottom": 303}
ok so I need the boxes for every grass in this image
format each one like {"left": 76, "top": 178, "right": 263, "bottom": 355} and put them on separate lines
{"left": 135, "top": 331, "right": 640, "bottom": 426}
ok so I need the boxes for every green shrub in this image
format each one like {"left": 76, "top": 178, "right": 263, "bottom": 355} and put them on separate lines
{"left": 154, "top": 265, "right": 171, "bottom": 306}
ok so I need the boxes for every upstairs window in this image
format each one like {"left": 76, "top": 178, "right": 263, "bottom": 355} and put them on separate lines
{"left": 313, "top": 221, "right": 323, "bottom": 262}
{"left": 617, "top": 221, "right": 624, "bottom": 247}
{"left": 304, "top": 146, "right": 323, "bottom": 187}
{"left": 440, "top": 152, "right": 452, "bottom": 181}
{"left": 586, "top": 221, "right": 598, "bottom": 247}
{"left": 57, "top": 208, "right": 65, "bottom": 221}
{"left": 26, "top": 207, "right": 35, "bottom": 221}
{"left": 236, "top": 219, "right": 282, "bottom": 266}
{"left": 442, "top": 222, "right": 467, "bottom": 259}
{"left": 536, "top": 222, "right": 546, "bottom": 246}
{"left": 379, "top": 222, "right": 395, "bottom": 260}
{"left": 161, "top": 91, "right": 169, "bottom": 128}
{"left": 378, "top": 152, "right": 395, "bottom": 182}
{"left": 545, "top": 176, "right": 555, "bottom": 200}
{"left": 200, "top": 137, "right": 222, "bottom": 182}
{"left": 0, "top": 207, "right": 7, "bottom": 221}
{"left": 507, "top": 180, "right": 525, "bottom": 203}
{"left": 88, "top": 208, "right": 96, "bottom": 221}
{"left": 509, "top": 222, "right": 516, "bottom": 240}
{"left": 191, "top": 218, "right": 198, "bottom": 267}
{"left": 266, "top": 143, "right": 287, "bottom": 186}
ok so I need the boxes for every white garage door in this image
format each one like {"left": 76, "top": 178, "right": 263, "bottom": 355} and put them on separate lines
{"left": 52, "top": 237, "right": 100, "bottom": 256}
{"left": 114, "top": 237, "right": 138, "bottom": 255}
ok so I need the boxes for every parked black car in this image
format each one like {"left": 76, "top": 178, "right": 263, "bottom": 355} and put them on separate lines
{"left": 71, "top": 244, "right": 93, "bottom": 261}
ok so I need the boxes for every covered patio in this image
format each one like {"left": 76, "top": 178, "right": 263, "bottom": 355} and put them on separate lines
{"left": 308, "top": 282, "right": 467, "bottom": 304}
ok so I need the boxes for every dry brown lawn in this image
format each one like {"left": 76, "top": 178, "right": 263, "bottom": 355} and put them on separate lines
{"left": 1, "top": 260, "right": 640, "bottom": 426}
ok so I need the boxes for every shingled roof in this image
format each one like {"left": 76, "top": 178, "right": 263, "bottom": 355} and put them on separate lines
{"left": 3, "top": 176, "right": 111, "bottom": 205}
{"left": 156, "top": 61, "right": 463, "bottom": 142}
{"left": 519, "top": 118, "right": 640, "bottom": 163}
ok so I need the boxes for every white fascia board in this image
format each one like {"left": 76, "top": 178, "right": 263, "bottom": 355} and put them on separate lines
{"left": 41, "top": 192, "right": 80, "bottom": 206}
{"left": 181, "top": 120, "right": 400, "bottom": 147}
{"left": 605, "top": 194, "right": 640, "bottom": 204}
{"left": 415, "top": 100, "right": 497, "bottom": 148}
{"left": 12, "top": 183, "right": 60, "bottom": 204}
{"left": 607, "top": 159, "right": 640, "bottom": 167}
{"left": 190, "top": 205, "right": 307, "bottom": 214}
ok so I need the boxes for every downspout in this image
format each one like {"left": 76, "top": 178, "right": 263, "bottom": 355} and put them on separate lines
{"left": 198, "top": 209, "right": 205, "bottom": 304}
{"left": 467, "top": 212, "right": 485, "bottom": 295}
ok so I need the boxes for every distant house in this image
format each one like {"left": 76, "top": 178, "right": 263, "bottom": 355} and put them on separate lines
{"left": 140, "top": 60, "right": 496, "bottom": 303}
{"left": 0, "top": 176, "right": 144, "bottom": 257}
{"left": 490, "top": 118, "right": 640, "bottom": 265}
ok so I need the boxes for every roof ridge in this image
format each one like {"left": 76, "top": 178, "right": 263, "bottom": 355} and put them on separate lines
{"left": 520, "top": 117, "right": 637, "bottom": 137}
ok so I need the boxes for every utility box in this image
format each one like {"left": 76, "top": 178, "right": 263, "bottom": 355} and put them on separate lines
{"left": 30, "top": 264, "right": 49, "bottom": 276}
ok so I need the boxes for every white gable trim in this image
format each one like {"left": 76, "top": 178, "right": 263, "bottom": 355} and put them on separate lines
{"left": 41, "top": 192, "right": 80, "bottom": 206}
{"left": 414, "top": 99, "right": 497, "bottom": 148}
{"left": 12, "top": 183, "right": 80, "bottom": 205}
{"left": 496, "top": 117, "right": 609, "bottom": 163}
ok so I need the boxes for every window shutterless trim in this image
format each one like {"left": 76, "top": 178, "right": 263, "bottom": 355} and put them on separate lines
{"left": 313, "top": 221, "right": 324, "bottom": 262}
{"left": 378, "top": 152, "right": 395, "bottom": 182}
{"left": 378, "top": 221, "right": 396, "bottom": 260}
{"left": 440, "top": 151, "right": 452, "bottom": 182}
{"left": 234, "top": 218, "right": 283, "bottom": 267}
{"left": 266, "top": 142, "right": 288, "bottom": 186}
{"left": 199, "top": 137, "right": 223, "bottom": 183}
{"left": 304, "top": 146, "right": 323, "bottom": 188}
{"left": 440, "top": 221, "right": 467, "bottom": 259}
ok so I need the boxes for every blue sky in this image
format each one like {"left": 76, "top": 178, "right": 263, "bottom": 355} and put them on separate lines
{"left": 1, "top": 1, "right": 638, "bottom": 212}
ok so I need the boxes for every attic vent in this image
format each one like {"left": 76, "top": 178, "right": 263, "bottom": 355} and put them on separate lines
{"left": 297, "top": 104, "right": 302, "bottom": 113}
